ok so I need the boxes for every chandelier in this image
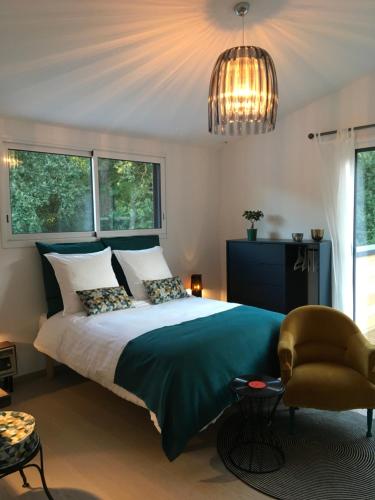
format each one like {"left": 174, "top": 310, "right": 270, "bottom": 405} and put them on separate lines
{"left": 208, "top": 2, "right": 278, "bottom": 135}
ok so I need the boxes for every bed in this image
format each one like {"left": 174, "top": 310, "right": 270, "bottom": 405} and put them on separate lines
{"left": 33, "top": 236, "right": 284, "bottom": 460}
{"left": 34, "top": 296, "right": 283, "bottom": 460}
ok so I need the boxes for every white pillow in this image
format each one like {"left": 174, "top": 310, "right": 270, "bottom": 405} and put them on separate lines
{"left": 45, "top": 247, "right": 119, "bottom": 315}
{"left": 113, "top": 246, "right": 172, "bottom": 300}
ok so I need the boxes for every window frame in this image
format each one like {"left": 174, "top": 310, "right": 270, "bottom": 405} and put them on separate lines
{"left": 1, "top": 141, "right": 167, "bottom": 248}
{"left": 92, "top": 149, "right": 166, "bottom": 238}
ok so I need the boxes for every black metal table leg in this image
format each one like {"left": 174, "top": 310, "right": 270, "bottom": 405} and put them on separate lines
{"left": 226, "top": 375, "right": 285, "bottom": 473}
{"left": 19, "top": 468, "right": 30, "bottom": 488}
{"left": 0, "top": 441, "right": 54, "bottom": 500}
{"left": 22, "top": 445, "right": 54, "bottom": 500}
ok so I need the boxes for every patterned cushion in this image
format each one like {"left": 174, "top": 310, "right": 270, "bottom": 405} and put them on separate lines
{"left": 143, "top": 276, "right": 188, "bottom": 304}
{"left": 76, "top": 286, "right": 133, "bottom": 315}
{"left": 0, "top": 411, "right": 39, "bottom": 469}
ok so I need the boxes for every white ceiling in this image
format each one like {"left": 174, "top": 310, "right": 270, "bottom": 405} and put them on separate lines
{"left": 1, "top": 0, "right": 375, "bottom": 145}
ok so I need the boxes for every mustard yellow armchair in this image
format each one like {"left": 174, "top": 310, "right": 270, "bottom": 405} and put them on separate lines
{"left": 278, "top": 305, "right": 375, "bottom": 437}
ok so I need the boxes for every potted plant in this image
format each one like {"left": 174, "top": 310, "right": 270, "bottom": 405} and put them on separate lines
{"left": 242, "top": 210, "right": 264, "bottom": 241}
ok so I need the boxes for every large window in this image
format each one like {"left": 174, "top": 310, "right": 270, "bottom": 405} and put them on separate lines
{"left": 1, "top": 143, "right": 165, "bottom": 244}
{"left": 9, "top": 149, "right": 94, "bottom": 234}
{"left": 354, "top": 147, "right": 375, "bottom": 340}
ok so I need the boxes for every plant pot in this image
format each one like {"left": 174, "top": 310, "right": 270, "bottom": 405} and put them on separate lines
{"left": 247, "top": 228, "right": 257, "bottom": 241}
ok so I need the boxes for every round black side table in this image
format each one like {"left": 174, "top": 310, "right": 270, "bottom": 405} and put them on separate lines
{"left": 227, "top": 374, "right": 285, "bottom": 473}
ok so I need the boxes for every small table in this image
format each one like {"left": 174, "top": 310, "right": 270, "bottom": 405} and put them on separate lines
{"left": 228, "top": 374, "right": 285, "bottom": 473}
{"left": 0, "top": 411, "right": 53, "bottom": 499}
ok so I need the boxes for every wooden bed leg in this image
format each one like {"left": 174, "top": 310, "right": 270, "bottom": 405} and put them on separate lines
{"left": 45, "top": 356, "right": 55, "bottom": 380}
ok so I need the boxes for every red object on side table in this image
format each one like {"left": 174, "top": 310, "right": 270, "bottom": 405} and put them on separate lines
{"left": 248, "top": 380, "right": 267, "bottom": 389}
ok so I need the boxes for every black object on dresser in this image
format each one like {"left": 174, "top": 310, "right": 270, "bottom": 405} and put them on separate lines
{"left": 227, "top": 239, "right": 332, "bottom": 314}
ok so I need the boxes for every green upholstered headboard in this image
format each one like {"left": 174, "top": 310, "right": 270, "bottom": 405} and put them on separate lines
{"left": 36, "top": 235, "right": 159, "bottom": 317}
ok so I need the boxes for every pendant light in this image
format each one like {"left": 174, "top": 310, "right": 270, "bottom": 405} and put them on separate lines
{"left": 208, "top": 2, "right": 278, "bottom": 135}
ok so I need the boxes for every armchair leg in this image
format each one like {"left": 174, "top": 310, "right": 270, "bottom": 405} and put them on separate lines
{"left": 289, "top": 407, "right": 296, "bottom": 435}
{"left": 367, "top": 409, "right": 373, "bottom": 438}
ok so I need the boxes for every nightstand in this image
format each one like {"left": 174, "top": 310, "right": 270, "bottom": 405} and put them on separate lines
{"left": 0, "top": 388, "right": 11, "bottom": 408}
{"left": 0, "top": 341, "right": 17, "bottom": 393}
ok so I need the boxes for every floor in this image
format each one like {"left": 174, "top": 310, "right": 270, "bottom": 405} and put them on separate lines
{"left": 0, "top": 369, "right": 267, "bottom": 500}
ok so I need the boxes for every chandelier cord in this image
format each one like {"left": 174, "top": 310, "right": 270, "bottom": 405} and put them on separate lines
{"left": 242, "top": 15, "right": 245, "bottom": 45}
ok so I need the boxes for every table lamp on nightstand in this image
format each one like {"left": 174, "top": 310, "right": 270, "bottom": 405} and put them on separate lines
{"left": 191, "top": 274, "right": 203, "bottom": 297}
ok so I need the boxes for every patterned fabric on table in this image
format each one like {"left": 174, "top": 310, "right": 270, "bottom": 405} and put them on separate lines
{"left": 76, "top": 286, "right": 133, "bottom": 315}
{"left": 0, "top": 411, "right": 39, "bottom": 469}
{"left": 143, "top": 276, "right": 188, "bottom": 304}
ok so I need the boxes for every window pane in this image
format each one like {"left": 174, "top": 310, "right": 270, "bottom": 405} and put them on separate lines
{"left": 354, "top": 148, "right": 375, "bottom": 340}
{"left": 8, "top": 149, "right": 94, "bottom": 234}
{"left": 98, "top": 157, "right": 161, "bottom": 231}
{"left": 355, "top": 150, "right": 375, "bottom": 246}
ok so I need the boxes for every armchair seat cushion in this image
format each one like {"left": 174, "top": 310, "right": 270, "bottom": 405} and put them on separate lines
{"left": 284, "top": 362, "right": 375, "bottom": 411}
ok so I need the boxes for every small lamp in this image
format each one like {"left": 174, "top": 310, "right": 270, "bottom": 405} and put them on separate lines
{"left": 191, "top": 274, "right": 203, "bottom": 297}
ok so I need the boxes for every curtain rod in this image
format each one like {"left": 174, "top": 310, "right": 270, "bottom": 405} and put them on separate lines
{"left": 307, "top": 123, "right": 375, "bottom": 140}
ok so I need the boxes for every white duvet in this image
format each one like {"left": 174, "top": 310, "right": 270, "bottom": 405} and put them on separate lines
{"left": 34, "top": 296, "right": 238, "bottom": 430}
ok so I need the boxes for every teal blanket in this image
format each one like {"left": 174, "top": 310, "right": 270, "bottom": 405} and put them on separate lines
{"left": 114, "top": 305, "right": 284, "bottom": 460}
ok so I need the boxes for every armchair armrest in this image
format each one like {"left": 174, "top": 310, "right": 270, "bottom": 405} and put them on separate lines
{"left": 347, "top": 332, "right": 375, "bottom": 384}
{"left": 278, "top": 329, "right": 295, "bottom": 385}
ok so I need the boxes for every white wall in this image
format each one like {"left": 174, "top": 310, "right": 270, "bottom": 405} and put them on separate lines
{"left": 0, "top": 117, "right": 221, "bottom": 375}
{"left": 3, "top": 70, "right": 375, "bottom": 374}
{"left": 218, "top": 71, "right": 375, "bottom": 299}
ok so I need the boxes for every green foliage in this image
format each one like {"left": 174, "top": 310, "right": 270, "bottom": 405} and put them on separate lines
{"left": 356, "top": 150, "right": 375, "bottom": 246}
{"left": 9, "top": 150, "right": 158, "bottom": 235}
{"left": 242, "top": 209, "right": 264, "bottom": 228}
{"left": 98, "top": 159, "right": 156, "bottom": 230}
{"left": 9, "top": 150, "right": 93, "bottom": 234}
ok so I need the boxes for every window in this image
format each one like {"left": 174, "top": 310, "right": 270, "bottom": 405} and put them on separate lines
{"left": 98, "top": 156, "right": 161, "bottom": 231}
{"left": 354, "top": 147, "right": 375, "bottom": 340}
{"left": 8, "top": 149, "right": 94, "bottom": 234}
{"left": 1, "top": 143, "right": 166, "bottom": 244}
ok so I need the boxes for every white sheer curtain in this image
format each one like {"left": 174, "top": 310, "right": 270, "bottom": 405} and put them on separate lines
{"left": 315, "top": 129, "right": 355, "bottom": 317}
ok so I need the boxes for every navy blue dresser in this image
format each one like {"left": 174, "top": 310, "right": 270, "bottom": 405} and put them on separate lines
{"left": 226, "top": 239, "right": 332, "bottom": 314}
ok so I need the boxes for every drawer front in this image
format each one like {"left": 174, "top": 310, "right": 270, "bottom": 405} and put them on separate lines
{"left": 230, "top": 285, "right": 285, "bottom": 313}
{"left": 238, "top": 263, "right": 284, "bottom": 286}
{"left": 228, "top": 242, "right": 284, "bottom": 266}
{"left": 227, "top": 242, "right": 285, "bottom": 290}
{"left": 227, "top": 241, "right": 286, "bottom": 313}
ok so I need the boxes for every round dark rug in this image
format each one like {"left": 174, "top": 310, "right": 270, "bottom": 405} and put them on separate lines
{"left": 217, "top": 408, "right": 375, "bottom": 500}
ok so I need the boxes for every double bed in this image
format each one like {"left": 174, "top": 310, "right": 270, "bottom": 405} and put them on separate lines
{"left": 33, "top": 236, "right": 284, "bottom": 460}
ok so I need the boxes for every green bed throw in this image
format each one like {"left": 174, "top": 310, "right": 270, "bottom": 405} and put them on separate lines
{"left": 114, "top": 305, "right": 284, "bottom": 460}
